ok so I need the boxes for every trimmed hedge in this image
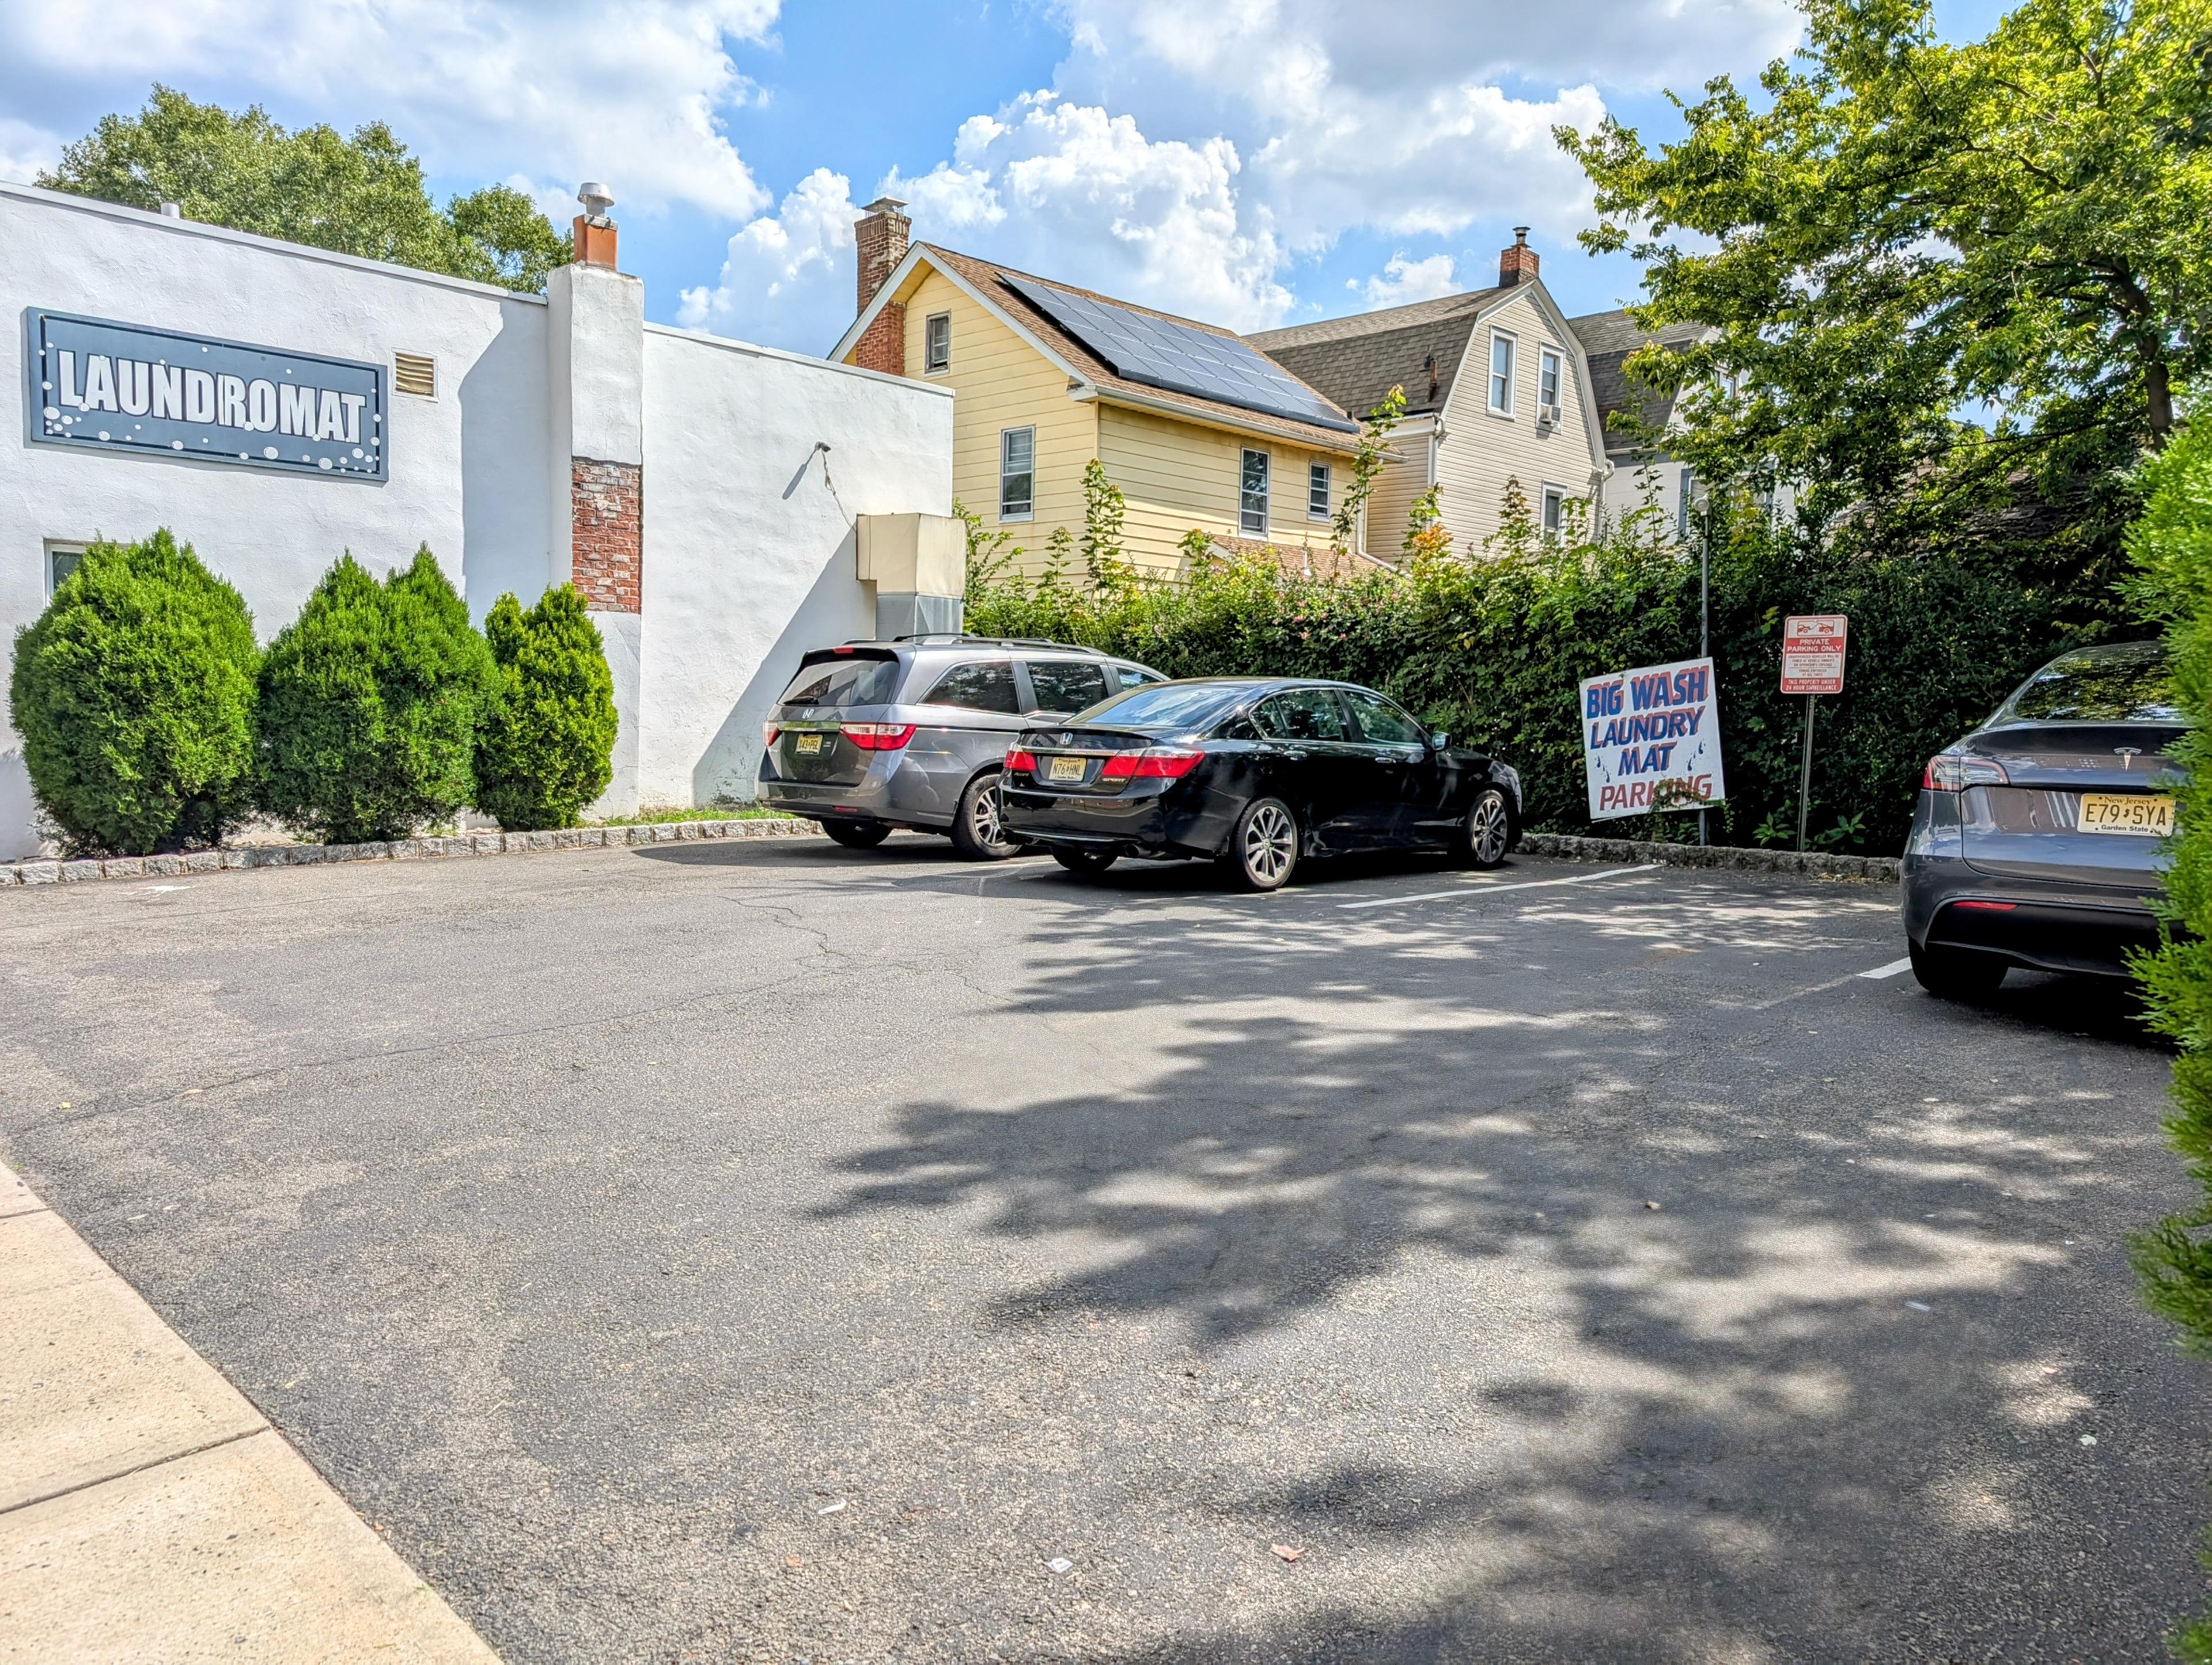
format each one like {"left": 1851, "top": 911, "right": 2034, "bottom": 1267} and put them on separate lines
{"left": 474, "top": 583, "right": 617, "bottom": 829}
{"left": 968, "top": 517, "right": 2130, "bottom": 854}
{"left": 8, "top": 530, "right": 259, "bottom": 855}
{"left": 256, "top": 548, "right": 498, "bottom": 843}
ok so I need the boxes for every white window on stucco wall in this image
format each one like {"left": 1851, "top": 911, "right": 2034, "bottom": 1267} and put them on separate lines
{"left": 44, "top": 540, "right": 88, "bottom": 595}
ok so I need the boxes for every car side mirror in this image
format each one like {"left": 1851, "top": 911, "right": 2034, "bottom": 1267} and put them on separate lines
{"left": 1429, "top": 731, "right": 1450, "bottom": 750}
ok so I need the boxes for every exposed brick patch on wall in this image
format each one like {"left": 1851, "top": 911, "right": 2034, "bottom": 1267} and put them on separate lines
{"left": 571, "top": 457, "right": 642, "bottom": 612}
{"left": 851, "top": 301, "right": 906, "bottom": 377}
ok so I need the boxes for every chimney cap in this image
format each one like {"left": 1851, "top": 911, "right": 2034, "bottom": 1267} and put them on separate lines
{"left": 861, "top": 196, "right": 910, "bottom": 217}
{"left": 158, "top": 201, "right": 183, "bottom": 219}
{"left": 1513, "top": 226, "right": 1531, "bottom": 244}
{"left": 578, "top": 181, "right": 615, "bottom": 219}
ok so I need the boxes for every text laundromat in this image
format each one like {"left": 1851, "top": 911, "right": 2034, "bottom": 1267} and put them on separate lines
{"left": 48, "top": 349, "right": 369, "bottom": 444}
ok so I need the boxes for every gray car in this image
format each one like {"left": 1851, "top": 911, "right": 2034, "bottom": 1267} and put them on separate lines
{"left": 1903, "top": 639, "right": 2180, "bottom": 998}
{"left": 757, "top": 636, "right": 1166, "bottom": 858}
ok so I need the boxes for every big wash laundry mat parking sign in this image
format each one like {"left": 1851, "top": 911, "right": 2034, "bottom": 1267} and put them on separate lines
{"left": 1580, "top": 657, "right": 1726, "bottom": 820}
{"left": 28, "top": 310, "right": 385, "bottom": 480}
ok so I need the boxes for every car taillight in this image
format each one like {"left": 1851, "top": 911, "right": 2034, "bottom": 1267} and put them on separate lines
{"left": 1005, "top": 747, "right": 1039, "bottom": 775}
{"left": 1923, "top": 753, "right": 2009, "bottom": 791}
{"left": 1097, "top": 746, "right": 1204, "bottom": 783}
{"left": 763, "top": 720, "right": 782, "bottom": 746}
{"left": 843, "top": 722, "right": 916, "bottom": 752}
{"left": 1954, "top": 899, "right": 2017, "bottom": 911}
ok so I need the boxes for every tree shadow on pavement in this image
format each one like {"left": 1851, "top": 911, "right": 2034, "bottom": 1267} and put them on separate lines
{"left": 812, "top": 869, "right": 2198, "bottom": 1661}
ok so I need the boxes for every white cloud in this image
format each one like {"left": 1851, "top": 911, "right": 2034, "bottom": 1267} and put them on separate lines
{"left": 679, "top": 166, "right": 858, "bottom": 344}
{"left": 0, "top": 0, "right": 779, "bottom": 218}
{"left": 0, "top": 117, "right": 62, "bottom": 186}
{"left": 1354, "top": 253, "right": 1461, "bottom": 308}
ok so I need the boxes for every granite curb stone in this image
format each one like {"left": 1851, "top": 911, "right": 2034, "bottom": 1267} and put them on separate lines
{"left": 2, "top": 817, "right": 825, "bottom": 888}
{"left": 1517, "top": 830, "right": 1901, "bottom": 883}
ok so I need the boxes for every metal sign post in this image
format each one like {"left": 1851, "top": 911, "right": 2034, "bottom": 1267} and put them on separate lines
{"left": 1780, "top": 615, "right": 1848, "bottom": 852}
{"left": 1698, "top": 499, "right": 1713, "bottom": 847}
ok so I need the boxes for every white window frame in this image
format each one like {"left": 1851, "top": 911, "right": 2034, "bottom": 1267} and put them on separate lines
{"left": 1240, "top": 449, "right": 1271, "bottom": 535}
{"left": 1537, "top": 347, "right": 1562, "bottom": 422}
{"left": 1306, "top": 461, "right": 1331, "bottom": 521}
{"left": 1487, "top": 330, "right": 1517, "bottom": 418}
{"left": 44, "top": 539, "right": 88, "bottom": 596}
{"left": 923, "top": 311, "right": 951, "bottom": 375}
{"left": 1540, "top": 485, "right": 1569, "bottom": 539}
{"left": 999, "top": 426, "right": 1035, "bottom": 522}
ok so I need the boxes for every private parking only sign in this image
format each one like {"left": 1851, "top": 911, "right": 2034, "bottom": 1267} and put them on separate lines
{"left": 1578, "top": 656, "right": 1727, "bottom": 820}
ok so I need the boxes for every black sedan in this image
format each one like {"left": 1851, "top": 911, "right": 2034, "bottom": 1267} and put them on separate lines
{"left": 999, "top": 678, "right": 1522, "bottom": 890}
{"left": 1903, "top": 639, "right": 2179, "bottom": 998}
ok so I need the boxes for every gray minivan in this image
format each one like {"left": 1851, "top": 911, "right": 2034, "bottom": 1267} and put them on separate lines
{"left": 757, "top": 636, "right": 1166, "bottom": 858}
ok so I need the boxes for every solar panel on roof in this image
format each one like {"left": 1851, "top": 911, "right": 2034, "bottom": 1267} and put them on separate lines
{"left": 999, "top": 275, "right": 1360, "bottom": 435}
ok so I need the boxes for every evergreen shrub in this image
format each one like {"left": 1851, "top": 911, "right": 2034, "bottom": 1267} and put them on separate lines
{"left": 2124, "top": 418, "right": 2212, "bottom": 1660}
{"left": 256, "top": 548, "right": 497, "bottom": 843}
{"left": 7, "top": 529, "right": 258, "bottom": 855}
{"left": 474, "top": 583, "right": 617, "bottom": 829}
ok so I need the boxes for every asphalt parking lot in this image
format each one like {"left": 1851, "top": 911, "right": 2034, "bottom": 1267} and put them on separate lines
{"left": 0, "top": 836, "right": 2202, "bottom": 1663}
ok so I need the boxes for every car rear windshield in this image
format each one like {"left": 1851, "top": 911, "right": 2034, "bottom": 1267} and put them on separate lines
{"left": 2008, "top": 648, "right": 2179, "bottom": 723}
{"left": 779, "top": 655, "right": 902, "bottom": 710}
{"left": 1073, "top": 682, "right": 1249, "bottom": 730}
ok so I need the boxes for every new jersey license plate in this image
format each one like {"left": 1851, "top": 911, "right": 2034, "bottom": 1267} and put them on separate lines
{"left": 2078, "top": 792, "right": 2173, "bottom": 836}
{"left": 1048, "top": 756, "right": 1086, "bottom": 783}
{"left": 794, "top": 734, "right": 823, "bottom": 755}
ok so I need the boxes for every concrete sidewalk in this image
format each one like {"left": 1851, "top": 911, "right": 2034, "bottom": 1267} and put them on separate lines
{"left": 0, "top": 1159, "right": 498, "bottom": 1663}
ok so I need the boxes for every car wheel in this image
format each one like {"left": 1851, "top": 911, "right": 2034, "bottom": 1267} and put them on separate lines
{"left": 1910, "top": 940, "right": 2006, "bottom": 1000}
{"left": 822, "top": 820, "right": 891, "bottom": 850}
{"left": 1222, "top": 798, "right": 1299, "bottom": 892}
{"left": 1456, "top": 786, "right": 1516, "bottom": 870}
{"left": 1052, "top": 847, "right": 1119, "bottom": 878}
{"left": 950, "top": 772, "right": 1020, "bottom": 860}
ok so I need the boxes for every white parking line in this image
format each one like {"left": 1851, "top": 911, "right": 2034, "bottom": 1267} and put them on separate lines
{"left": 1858, "top": 957, "right": 1914, "bottom": 980}
{"left": 1338, "top": 863, "right": 1662, "bottom": 911}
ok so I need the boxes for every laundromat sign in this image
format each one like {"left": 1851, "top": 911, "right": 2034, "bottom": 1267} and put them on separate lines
{"left": 27, "top": 310, "right": 385, "bottom": 480}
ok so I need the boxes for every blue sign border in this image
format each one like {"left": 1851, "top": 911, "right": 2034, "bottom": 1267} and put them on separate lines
{"left": 25, "top": 309, "right": 388, "bottom": 483}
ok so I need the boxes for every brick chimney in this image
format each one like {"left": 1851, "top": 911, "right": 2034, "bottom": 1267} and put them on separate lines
{"left": 1498, "top": 226, "right": 1539, "bottom": 289}
{"left": 853, "top": 196, "right": 911, "bottom": 376}
{"left": 573, "top": 180, "right": 619, "bottom": 268}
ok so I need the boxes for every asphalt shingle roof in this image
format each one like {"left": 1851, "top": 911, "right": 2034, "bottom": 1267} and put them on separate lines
{"left": 1244, "top": 287, "right": 1507, "bottom": 420}
{"left": 921, "top": 245, "right": 1363, "bottom": 454}
{"left": 1566, "top": 309, "right": 1709, "bottom": 456}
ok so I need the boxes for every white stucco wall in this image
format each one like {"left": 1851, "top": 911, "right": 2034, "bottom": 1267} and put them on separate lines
{"left": 638, "top": 326, "right": 952, "bottom": 806}
{"left": 0, "top": 183, "right": 957, "bottom": 855}
{"left": 1, "top": 183, "right": 554, "bottom": 857}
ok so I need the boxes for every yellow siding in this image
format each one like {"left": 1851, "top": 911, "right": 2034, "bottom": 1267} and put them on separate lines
{"left": 1097, "top": 404, "right": 1346, "bottom": 575}
{"left": 1363, "top": 426, "right": 1432, "bottom": 564}
{"left": 1431, "top": 288, "right": 1608, "bottom": 556}
{"left": 843, "top": 257, "right": 1365, "bottom": 580}
{"left": 843, "top": 265, "right": 1097, "bottom": 577}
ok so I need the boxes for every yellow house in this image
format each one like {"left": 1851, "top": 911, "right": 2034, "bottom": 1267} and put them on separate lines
{"left": 830, "top": 200, "right": 1373, "bottom": 578}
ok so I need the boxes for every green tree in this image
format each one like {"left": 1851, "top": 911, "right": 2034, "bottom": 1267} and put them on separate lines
{"left": 1559, "top": 0, "right": 2212, "bottom": 524}
{"left": 1333, "top": 386, "right": 1407, "bottom": 557}
{"left": 39, "top": 86, "right": 570, "bottom": 294}
{"left": 1404, "top": 485, "right": 1453, "bottom": 561}
{"left": 8, "top": 530, "right": 259, "bottom": 855}
{"left": 2127, "top": 418, "right": 2212, "bottom": 1660}
{"left": 474, "top": 585, "right": 617, "bottom": 830}
{"left": 1080, "top": 459, "right": 1138, "bottom": 589}
{"left": 257, "top": 548, "right": 499, "bottom": 843}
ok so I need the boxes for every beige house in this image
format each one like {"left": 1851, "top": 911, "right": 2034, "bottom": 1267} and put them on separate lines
{"left": 1249, "top": 233, "right": 1616, "bottom": 559}
{"left": 830, "top": 200, "right": 1372, "bottom": 578}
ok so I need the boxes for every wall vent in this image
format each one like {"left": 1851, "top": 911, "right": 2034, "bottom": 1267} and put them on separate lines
{"left": 393, "top": 352, "right": 437, "bottom": 398}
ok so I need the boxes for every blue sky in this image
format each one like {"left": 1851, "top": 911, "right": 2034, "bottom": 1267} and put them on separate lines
{"left": 1, "top": 0, "right": 2014, "bottom": 355}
